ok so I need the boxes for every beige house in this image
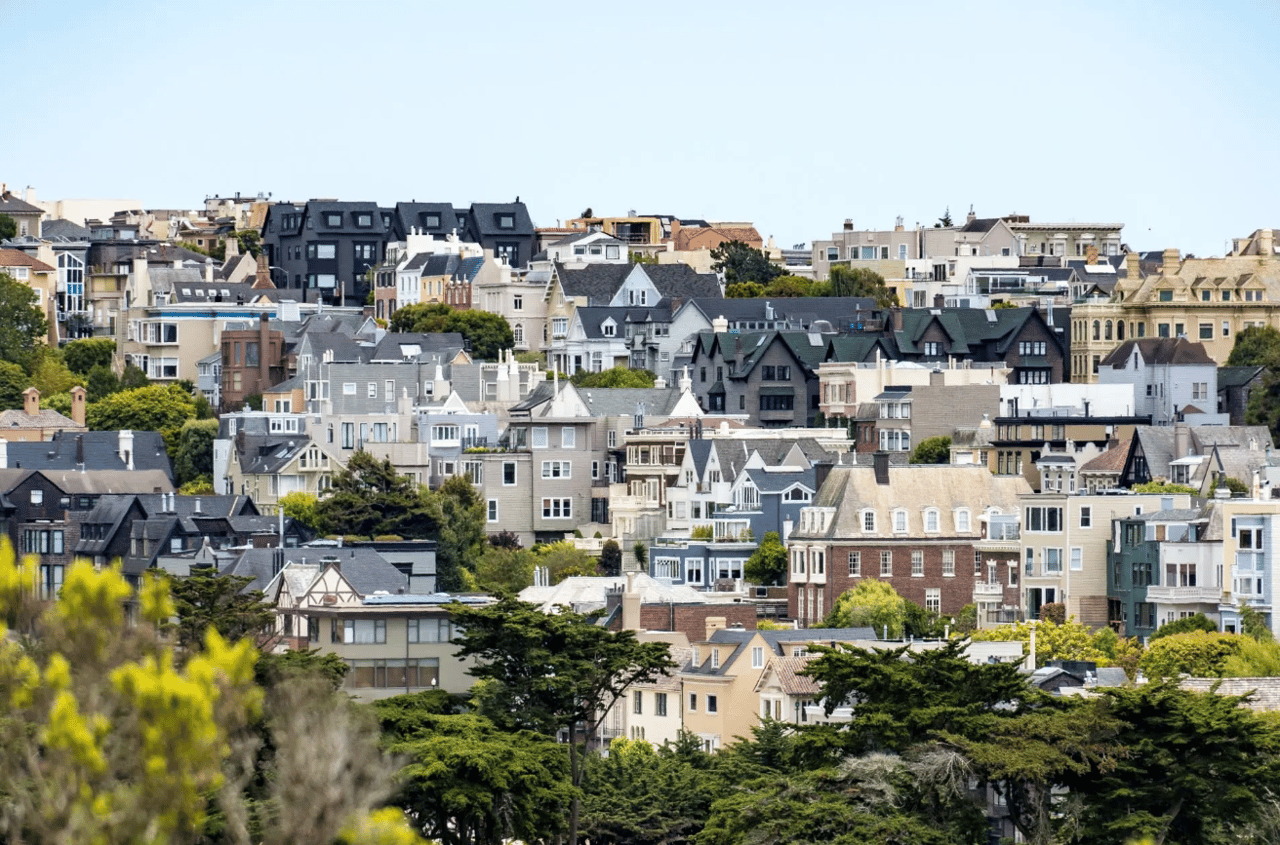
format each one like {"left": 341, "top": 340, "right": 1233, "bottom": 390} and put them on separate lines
{"left": 0, "top": 247, "right": 58, "bottom": 344}
{"left": 0, "top": 388, "right": 86, "bottom": 442}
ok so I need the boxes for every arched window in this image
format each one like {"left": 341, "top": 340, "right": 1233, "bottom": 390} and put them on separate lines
{"left": 924, "top": 508, "right": 940, "bottom": 533}
{"left": 1117, "top": 320, "right": 1125, "bottom": 340}
{"left": 513, "top": 323, "right": 524, "bottom": 345}
{"left": 1104, "top": 320, "right": 1113, "bottom": 340}
{"left": 1092, "top": 320, "right": 1100, "bottom": 340}
{"left": 893, "top": 509, "right": 908, "bottom": 532}
{"left": 955, "top": 508, "right": 971, "bottom": 533}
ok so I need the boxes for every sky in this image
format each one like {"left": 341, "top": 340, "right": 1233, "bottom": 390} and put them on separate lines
{"left": 5, "top": 0, "right": 1278, "bottom": 257}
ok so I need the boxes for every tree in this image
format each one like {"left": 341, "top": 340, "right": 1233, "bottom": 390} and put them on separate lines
{"left": 935, "top": 207, "right": 953, "bottom": 228}
{"left": 0, "top": 213, "right": 16, "bottom": 240}
{"left": 431, "top": 474, "right": 486, "bottom": 592}
{"left": 710, "top": 241, "right": 783, "bottom": 285}
{"left": 909, "top": 435, "right": 951, "bottom": 464}
{"left": 120, "top": 363, "right": 150, "bottom": 389}
{"left": 764, "top": 275, "right": 816, "bottom": 297}
{"left": 0, "top": 271, "right": 49, "bottom": 368}
{"left": 236, "top": 229, "right": 262, "bottom": 258}
{"left": 464, "top": 545, "right": 538, "bottom": 595}
{"left": 1148, "top": 612, "right": 1217, "bottom": 640}
{"left": 168, "top": 565, "right": 276, "bottom": 650}
{"left": 61, "top": 337, "right": 116, "bottom": 375}
{"left": 570, "top": 367, "right": 656, "bottom": 388}
{"left": 599, "top": 539, "right": 622, "bottom": 577}
{"left": 85, "top": 382, "right": 196, "bottom": 435}
{"left": 1139, "top": 630, "right": 1241, "bottom": 678}
{"left": 633, "top": 541, "right": 647, "bottom": 569}
{"left": 84, "top": 364, "right": 121, "bottom": 401}
{"left": 29, "top": 353, "right": 81, "bottom": 397}
{"left": 450, "top": 597, "right": 676, "bottom": 845}
{"left": 745, "top": 531, "right": 787, "bottom": 585}
{"left": 969, "top": 617, "right": 1125, "bottom": 669}
{"left": 388, "top": 302, "right": 513, "bottom": 361}
{"left": 279, "top": 491, "right": 322, "bottom": 532}
{"left": 821, "top": 579, "right": 907, "bottom": 637}
{"left": 315, "top": 450, "right": 435, "bottom": 539}
{"left": 173, "top": 418, "right": 219, "bottom": 487}
{"left": 536, "top": 540, "right": 600, "bottom": 583}
{"left": 0, "top": 359, "right": 26, "bottom": 409}
{"left": 829, "top": 265, "right": 898, "bottom": 308}
{"left": 1227, "top": 324, "right": 1280, "bottom": 367}
{"left": 1131, "top": 481, "right": 1199, "bottom": 495}
{"left": 724, "top": 281, "right": 765, "bottom": 298}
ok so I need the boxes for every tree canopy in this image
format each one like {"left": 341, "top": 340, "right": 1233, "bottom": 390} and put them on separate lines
{"left": 829, "top": 264, "right": 898, "bottom": 307}
{"left": 0, "top": 271, "right": 49, "bottom": 368}
{"left": 0, "top": 213, "right": 16, "bottom": 240}
{"left": 570, "top": 367, "right": 656, "bottom": 388}
{"left": 61, "top": 337, "right": 116, "bottom": 375}
{"left": 85, "top": 382, "right": 200, "bottom": 457}
{"left": 168, "top": 564, "right": 276, "bottom": 650}
{"left": 820, "top": 579, "right": 907, "bottom": 637}
{"left": 388, "top": 303, "right": 513, "bottom": 361}
{"left": 1227, "top": 324, "right": 1280, "bottom": 367}
{"left": 909, "top": 435, "right": 951, "bottom": 464}
{"left": 745, "top": 531, "right": 787, "bottom": 586}
{"left": 314, "top": 450, "right": 436, "bottom": 539}
{"left": 710, "top": 241, "right": 784, "bottom": 285}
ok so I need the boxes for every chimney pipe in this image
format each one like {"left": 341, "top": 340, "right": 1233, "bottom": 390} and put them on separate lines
{"left": 873, "top": 451, "right": 890, "bottom": 485}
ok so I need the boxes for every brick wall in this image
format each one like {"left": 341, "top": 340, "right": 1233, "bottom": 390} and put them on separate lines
{"left": 617, "top": 603, "right": 757, "bottom": 641}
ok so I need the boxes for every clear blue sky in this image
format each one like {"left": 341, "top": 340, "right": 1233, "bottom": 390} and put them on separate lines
{"left": 6, "top": 0, "right": 1277, "bottom": 257}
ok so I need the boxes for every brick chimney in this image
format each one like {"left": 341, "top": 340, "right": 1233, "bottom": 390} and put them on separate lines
{"left": 1161, "top": 248, "right": 1180, "bottom": 275}
{"left": 1125, "top": 250, "right": 1140, "bottom": 283}
{"left": 70, "top": 386, "right": 86, "bottom": 427}
{"left": 705, "top": 616, "right": 726, "bottom": 641}
{"left": 22, "top": 387, "right": 39, "bottom": 417}
{"left": 255, "top": 252, "right": 272, "bottom": 287}
{"left": 873, "top": 451, "right": 890, "bottom": 485}
{"left": 1086, "top": 245, "right": 1098, "bottom": 265}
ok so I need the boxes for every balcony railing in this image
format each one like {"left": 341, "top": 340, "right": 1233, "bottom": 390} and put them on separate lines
{"left": 1146, "top": 585, "right": 1223, "bottom": 604}
{"left": 973, "top": 582, "right": 1004, "bottom": 598}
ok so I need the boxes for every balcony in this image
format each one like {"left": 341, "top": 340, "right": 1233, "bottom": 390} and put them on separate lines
{"left": 1146, "top": 585, "right": 1223, "bottom": 604}
{"left": 973, "top": 582, "right": 1004, "bottom": 598}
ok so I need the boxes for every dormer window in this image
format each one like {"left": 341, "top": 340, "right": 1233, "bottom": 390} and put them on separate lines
{"left": 602, "top": 321, "right": 616, "bottom": 337}
{"left": 325, "top": 213, "right": 342, "bottom": 227}
{"left": 497, "top": 213, "right": 515, "bottom": 229}
{"left": 356, "top": 213, "right": 373, "bottom": 228}
{"left": 424, "top": 213, "right": 440, "bottom": 228}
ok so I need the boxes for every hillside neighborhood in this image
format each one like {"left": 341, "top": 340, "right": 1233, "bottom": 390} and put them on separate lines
{"left": 5, "top": 186, "right": 1280, "bottom": 843}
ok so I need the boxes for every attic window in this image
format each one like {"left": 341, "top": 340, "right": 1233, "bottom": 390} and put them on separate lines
{"left": 602, "top": 321, "right": 616, "bottom": 337}
{"left": 181, "top": 288, "right": 191, "bottom": 296}
{"left": 325, "top": 213, "right": 342, "bottom": 227}
{"left": 424, "top": 213, "right": 440, "bottom": 228}
{"left": 497, "top": 214, "right": 515, "bottom": 229}
{"left": 356, "top": 213, "right": 373, "bottom": 228}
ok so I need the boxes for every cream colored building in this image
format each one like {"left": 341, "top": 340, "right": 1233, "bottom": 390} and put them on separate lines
{"left": 817, "top": 358, "right": 1012, "bottom": 421}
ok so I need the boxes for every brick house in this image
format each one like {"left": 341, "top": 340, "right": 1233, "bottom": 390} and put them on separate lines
{"left": 786, "top": 453, "right": 1030, "bottom": 625}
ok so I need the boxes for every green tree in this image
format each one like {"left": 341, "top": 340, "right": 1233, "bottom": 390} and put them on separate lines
{"left": 1227, "top": 324, "right": 1280, "bottom": 367}
{"left": 909, "top": 435, "right": 951, "bottom": 464}
{"left": 388, "top": 302, "right": 513, "bottom": 360}
{"left": 315, "top": 450, "right": 435, "bottom": 539}
{"left": 86, "top": 382, "right": 198, "bottom": 458}
{"left": 1061, "top": 681, "right": 1280, "bottom": 845}
{"left": 0, "top": 271, "right": 49, "bottom": 368}
{"left": 1131, "top": 480, "right": 1199, "bottom": 495}
{"left": 85, "top": 365, "right": 121, "bottom": 401}
{"left": 821, "top": 579, "right": 907, "bottom": 637}
{"left": 536, "top": 540, "right": 600, "bottom": 583}
{"left": 764, "top": 275, "right": 815, "bottom": 297}
{"left": 0, "top": 359, "right": 26, "bottom": 409}
{"left": 173, "top": 417, "right": 218, "bottom": 487}
{"left": 935, "top": 207, "right": 953, "bottom": 228}
{"left": 236, "top": 229, "right": 262, "bottom": 258}
{"left": 61, "top": 337, "right": 116, "bottom": 375}
{"left": 29, "top": 352, "right": 81, "bottom": 398}
{"left": 464, "top": 545, "right": 538, "bottom": 595}
{"left": 570, "top": 367, "right": 657, "bottom": 388}
{"left": 279, "top": 491, "right": 322, "bottom": 531}
{"left": 1139, "top": 630, "right": 1241, "bottom": 678}
{"left": 829, "top": 264, "right": 898, "bottom": 307}
{"left": 450, "top": 597, "right": 676, "bottom": 845}
{"left": 1148, "top": 612, "right": 1218, "bottom": 640}
{"left": 599, "top": 539, "right": 622, "bottom": 577}
{"left": 969, "top": 617, "right": 1123, "bottom": 668}
{"left": 710, "top": 241, "right": 783, "bottom": 285}
{"left": 633, "top": 541, "right": 647, "bottom": 569}
{"left": 582, "top": 736, "right": 720, "bottom": 845}
{"left": 745, "top": 531, "right": 787, "bottom": 586}
{"left": 724, "top": 281, "right": 766, "bottom": 298}
{"left": 0, "top": 213, "right": 16, "bottom": 239}
{"left": 431, "top": 474, "right": 486, "bottom": 592}
{"left": 120, "top": 363, "right": 150, "bottom": 389}
{"left": 168, "top": 565, "right": 276, "bottom": 650}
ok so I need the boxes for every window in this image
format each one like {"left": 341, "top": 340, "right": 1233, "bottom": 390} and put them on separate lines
{"left": 30, "top": 489, "right": 43, "bottom": 505}
{"left": 325, "top": 212, "right": 342, "bottom": 227}
{"left": 880, "top": 550, "right": 893, "bottom": 576}
{"left": 912, "top": 550, "right": 924, "bottom": 576}
{"left": 343, "top": 619, "right": 386, "bottom": 644}
{"left": 1071, "top": 547, "right": 1083, "bottom": 571}
{"left": 656, "top": 692, "right": 668, "bottom": 716}
{"left": 307, "top": 242, "right": 337, "bottom": 259}
{"left": 497, "top": 213, "right": 515, "bottom": 229}
{"left": 1199, "top": 323, "right": 1213, "bottom": 340}
{"left": 1223, "top": 321, "right": 1231, "bottom": 337}
{"left": 848, "top": 552, "right": 861, "bottom": 577}
{"left": 1080, "top": 506, "right": 1092, "bottom": 528}
{"left": 356, "top": 213, "right": 373, "bottom": 227}
{"left": 38, "top": 564, "right": 63, "bottom": 599}
{"left": 710, "top": 649, "right": 720, "bottom": 669}
{"left": 561, "top": 427, "right": 576, "bottom": 448}
{"left": 955, "top": 509, "right": 971, "bottom": 532}
{"left": 826, "top": 247, "right": 838, "bottom": 261}
{"left": 502, "top": 462, "right": 516, "bottom": 485}
{"left": 752, "top": 646, "right": 764, "bottom": 668}
{"left": 541, "top": 461, "right": 571, "bottom": 478}
{"left": 542, "top": 498, "right": 572, "bottom": 518}
{"left": 943, "top": 550, "right": 955, "bottom": 576}
{"left": 1045, "top": 548, "right": 1063, "bottom": 573}
{"left": 924, "top": 508, "right": 940, "bottom": 532}
{"left": 924, "top": 342, "right": 941, "bottom": 356}
{"left": 342, "top": 422, "right": 354, "bottom": 449}
{"left": 633, "top": 691, "right": 643, "bottom": 714}
{"left": 863, "top": 510, "right": 877, "bottom": 533}
{"left": 432, "top": 425, "right": 459, "bottom": 442}
{"left": 689, "top": 693, "right": 697, "bottom": 712}
{"left": 1024, "top": 506, "right": 1063, "bottom": 532}
{"left": 607, "top": 430, "right": 617, "bottom": 448}
{"left": 707, "top": 695, "right": 718, "bottom": 714}
{"left": 893, "top": 509, "right": 907, "bottom": 532}
{"left": 759, "top": 394, "right": 794, "bottom": 411}
{"left": 343, "top": 382, "right": 356, "bottom": 395}
{"left": 368, "top": 382, "right": 377, "bottom": 398}
{"left": 532, "top": 427, "right": 548, "bottom": 448}
{"left": 487, "top": 500, "right": 498, "bottom": 522}
{"left": 925, "top": 588, "right": 941, "bottom": 614}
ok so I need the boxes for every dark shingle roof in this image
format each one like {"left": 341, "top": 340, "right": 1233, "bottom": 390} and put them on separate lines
{"left": 225, "top": 547, "right": 407, "bottom": 595}
{"left": 1100, "top": 338, "right": 1216, "bottom": 369}
{"left": 7, "top": 431, "right": 173, "bottom": 480}
{"left": 1219, "top": 365, "right": 1266, "bottom": 389}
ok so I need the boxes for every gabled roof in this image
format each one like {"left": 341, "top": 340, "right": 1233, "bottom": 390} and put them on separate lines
{"left": 742, "top": 466, "right": 815, "bottom": 494}
{"left": 0, "top": 192, "right": 42, "bottom": 215}
{"left": 574, "top": 387, "right": 685, "bottom": 417}
{"left": 686, "top": 627, "right": 877, "bottom": 677}
{"left": 37, "top": 219, "right": 91, "bottom": 240}
{"left": 367, "top": 332, "right": 466, "bottom": 363}
{"left": 0, "top": 248, "right": 55, "bottom": 271}
{"left": 555, "top": 262, "right": 721, "bottom": 306}
{"left": 0, "top": 407, "right": 80, "bottom": 430}
{"left": 1218, "top": 365, "right": 1266, "bottom": 389}
{"left": 825, "top": 334, "right": 895, "bottom": 363}
{"left": 233, "top": 433, "right": 313, "bottom": 475}
{"left": 1100, "top": 337, "right": 1216, "bottom": 368}
{"left": 7, "top": 430, "right": 172, "bottom": 480}
{"left": 892, "top": 307, "right": 1057, "bottom": 357}
{"left": 225, "top": 547, "right": 407, "bottom": 595}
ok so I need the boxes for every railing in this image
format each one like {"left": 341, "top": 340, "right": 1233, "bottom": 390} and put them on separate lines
{"left": 973, "top": 583, "right": 1004, "bottom": 597}
{"left": 1146, "top": 585, "right": 1223, "bottom": 603}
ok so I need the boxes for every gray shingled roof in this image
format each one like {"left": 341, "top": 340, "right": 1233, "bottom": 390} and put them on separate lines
{"left": 225, "top": 547, "right": 407, "bottom": 595}
{"left": 7, "top": 431, "right": 173, "bottom": 480}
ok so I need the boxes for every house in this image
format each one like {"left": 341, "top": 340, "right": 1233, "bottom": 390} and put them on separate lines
{"left": 1117, "top": 424, "right": 1272, "bottom": 493}
{"left": 1107, "top": 508, "right": 1209, "bottom": 639}
{"left": 261, "top": 201, "right": 393, "bottom": 304}
{"left": 1218, "top": 365, "right": 1267, "bottom": 426}
{"left": 688, "top": 330, "right": 831, "bottom": 426}
{"left": 0, "top": 187, "right": 44, "bottom": 238}
{"left": 1098, "top": 337, "right": 1226, "bottom": 426}
{"left": 0, "top": 387, "right": 86, "bottom": 441}
{"left": 786, "top": 454, "right": 1031, "bottom": 625}
{"left": 0, "top": 247, "right": 58, "bottom": 343}
{"left": 216, "top": 424, "right": 342, "bottom": 510}
{"left": 888, "top": 306, "right": 1070, "bottom": 384}
{"left": 3, "top": 429, "right": 173, "bottom": 481}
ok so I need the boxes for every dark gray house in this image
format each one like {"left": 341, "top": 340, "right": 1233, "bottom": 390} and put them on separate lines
{"left": 261, "top": 201, "right": 393, "bottom": 305}
{"left": 392, "top": 201, "right": 536, "bottom": 268}
{"left": 688, "top": 330, "right": 831, "bottom": 426}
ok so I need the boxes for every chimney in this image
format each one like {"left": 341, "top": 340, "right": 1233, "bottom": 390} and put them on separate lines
{"left": 118, "top": 429, "right": 134, "bottom": 470}
{"left": 843, "top": 219, "right": 854, "bottom": 231}
{"left": 1259, "top": 229, "right": 1275, "bottom": 257}
{"left": 966, "top": 205, "right": 976, "bottom": 225}
{"left": 669, "top": 218, "right": 681, "bottom": 246}
{"left": 1174, "top": 423, "right": 1190, "bottom": 460}
{"left": 1161, "top": 248, "right": 1180, "bottom": 274}
{"left": 1124, "top": 250, "right": 1140, "bottom": 283}
{"left": 258, "top": 313, "right": 270, "bottom": 386}
{"left": 622, "top": 572, "right": 641, "bottom": 632}
{"left": 705, "top": 616, "right": 726, "bottom": 641}
{"left": 22, "top": 387, "right": 39, "bottom": 417}
{"left": 75, "top": 434, "right": 84, "bottom": 469}
{"left": 194, "top": 498, "right": 201, "bottom": 514}
{"left": 930, "top": 369, "right": 944, "bottom": 386}
{"left": 734, "top": 335, "right": 743, "bottom": 373}
{"left": 70, "top": 386, "right": 86, "bottom": 427}
{"left": 255, "top": 252, "right": 272, "bottom": 287}
{"left": 204, "top": 258, "right": 214, "bottom": 283}
{"left": 712, "top": 315, "right": 729, "bottom": 333}
{"left": 873, "top": 451, "right": 890, "bottom": 485}
{"left": 813, "top": 459, "right": 833, "bottom": 495}
{"left": 1086, "top": 244, "right": 1098, "bottom": 265}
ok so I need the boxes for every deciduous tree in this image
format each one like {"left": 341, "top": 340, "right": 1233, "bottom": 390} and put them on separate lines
{"left": 570, "top": 367, "right": 656, "bottom": 388}
{"left": 61, "top": 337, "right": 116, "bottom": 375}
{"left": 388, "top": 302, "right": 513, "bottom": 361}
{"left": 820, "top": 579, "right": 906, "bottom": 637}
{"left": 745, "top": 531, "right": 787, "bottom": 585}
{"left": 909, "top": 435, "right": 951, "bottom": 464}
{"left": 710, "top": 241, "right": 783, "bottom": 285}
{"left": 0, "top": 271, "right": 49, "bottom": 368}
{"left": 829, "top": 264, "right": 898, "bottom": 307}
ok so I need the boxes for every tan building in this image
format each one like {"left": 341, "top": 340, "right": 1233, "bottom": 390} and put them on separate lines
{"left": 0, "top": 388, "right": 86, "bottom": 442}
{"left": 1074, "top": 244, "right": 1280, "bottom": 381}
{"left": 0, "top": 248, "right": 58, "bottom": 344}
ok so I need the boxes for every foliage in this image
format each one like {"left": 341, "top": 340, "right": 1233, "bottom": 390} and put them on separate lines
{"left": 599, "top": 539, "right": 622, "bottom": 577}
{"left": 1148, "top": 612, "right": 1218, "bottom": 640}
{"left": 0, "top": 271, "right": 49, "bottom": 368}
{"left": 536, "top": 540, "right": 600, "bottom": 583}
{"left": 85, "top": 365, "right": 121, "bottom": 402}
{"left": 388, "top": 302, "right": 513, "bottom": 361}
{"left": 451, "top": 597, "right": 676, "bottom": 845}
{"left": 1039, "top": 602, "right": 1067, "bottom": 624}
{"left": 902, "top": 599, "right": 947, "bottom": 638}
{"left": 315, "top": 451, "right": 436, "bottom": 540}
{"left": 431, "top": 475, "right": 487, "bottom": 592}
{"left": 29, "top": 353, "right": 82, "bottom": 398}
{"left": 278, "top": 491, "right": 321, "bottom": 531}
{"left": 1139, "top": 630, "right": 1241, "bottom": 678}
{"left": 462, "top": 545, "right": 538, "bottom": 595}
{"left": 1220, "top": 475, "right": 1251, "bottom": 495}
{"left": 690, "top": 524, "right": 714, "bottom": 540}
{"left": 633, "top": 541, "right": 647, "bottom": 567}
{"left": 0, "top": 213, "right": 15, "bottom": 239}
{"left": 969, "top": 617, "right": 1121, "bottom": 668}
{"left": 821, "top": 579, "right": 906, "bottom": 637}
{"left": 235, "top": 229, "right": 262, "bottom": 258}
{"left": 1061, "top": 681, "right": 1280, "bottom": 845}
{"left": 179, "top": 476, "right": 215, "bottom": 495}
{"left": 570, "top": 367, "right": 656, "bottom": 388}
{"left": 764, "top": 275, "right": 817, "bottom": 297}
{"left": 85, "top": 383, "right": 198, "bottom": 459}
{"left": 1131, "top": 481, "right": 1199, "bottom": 495}
{"left": 61, "top": 338, "right": 116, "bottom": 375}
{"left": 745, "top": 531, "right": 787, "bottom": 586}
{"left": 1223, "top": 635, "right": 1280, "bottom": 677}
{"left": 710, "top": 240, "right": 783, "bottom": 285}
{"left": 120, "top": 362, "right": 150, "bottom": 389}
{"left": 829, "top": 264, "right": 898, "bottom": 307}
{"left": 629, "top": 251, "right": 658, "bottom": 265}
{"left": 908, "top": 435, "right": 951, "bottom": 465}
{"left": 1227, "top": 324, "right": 1280, "bottom": 367}
{"left": 174, "top": 418, "right": 219, "bottom": 487}
{"left": 168, "top": 565, "right": 276, "bottom": 651}
{"left": 936, "top": 207, "right": 953, "bottom": 228}
{"left": 255, "top": 648, "right": 351, "bottom": 692}
{"left": 0, "top": 359, "right": 25, "bottom": 408}
{"left": 724, "top": 282, "right": 765, "bottom": 298}
{"left": 488, "top": 529, "right": 522, "bottom": 550}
